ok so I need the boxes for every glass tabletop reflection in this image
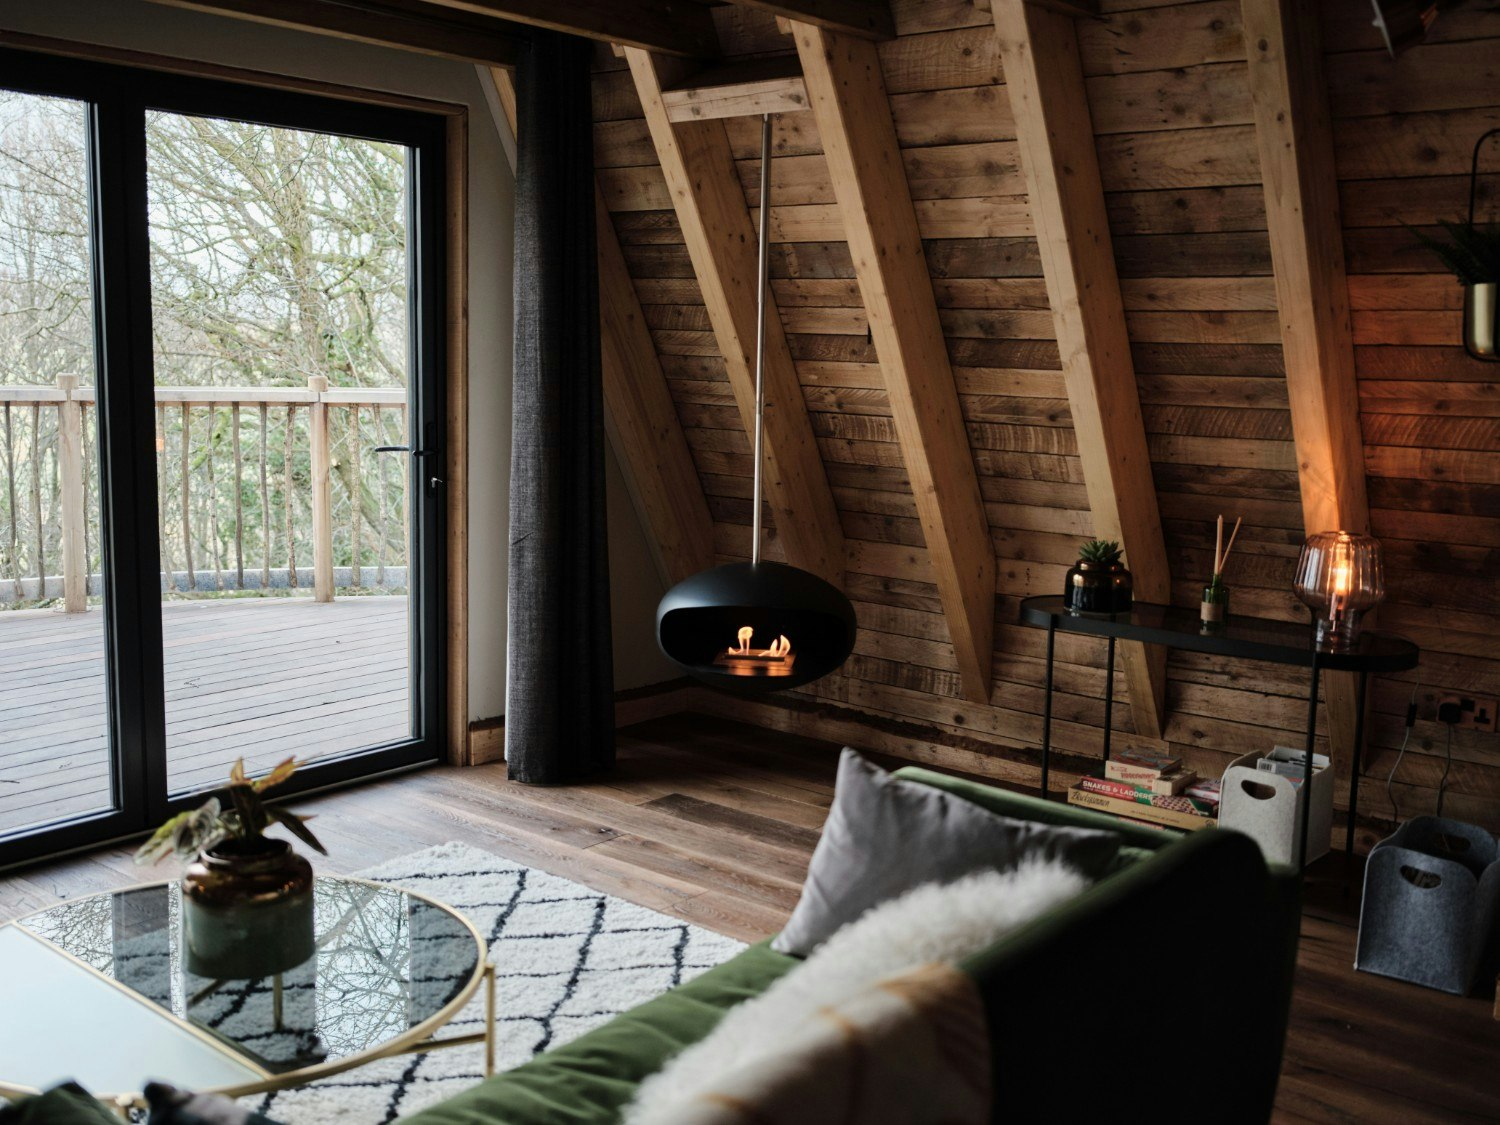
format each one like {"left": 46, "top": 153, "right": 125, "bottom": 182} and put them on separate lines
{"left": 17, "top": 876, "right": 482, "bottom": 1076}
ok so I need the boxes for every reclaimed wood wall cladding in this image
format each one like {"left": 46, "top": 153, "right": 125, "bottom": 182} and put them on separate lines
{"left": 591, "top": 0, "right": 1500, "bottom": 840}
{"left": 1320, "top": 3, "right": 1500, "bottom": 835}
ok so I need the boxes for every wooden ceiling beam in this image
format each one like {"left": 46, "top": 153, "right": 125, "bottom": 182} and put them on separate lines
{"left": 726, "top": 0, "right": 894, "bottom": 40}
{"left": 595, "top": 177, "right": 719, "bottom": 585}
{"left": 1241, "top": 0, "right": 1369, "bottom": 785}
{"left": 147, "top": 0, "right": 526, "bottom": 68}
{"left": 624, "top": 47, "right": 846, "bottom": 586}
{"left": 423, "top": 0, "right": 719, "bottom": 57}
{"left": 792, "top": 22, "right": 995, "bottom": 703}
{"left": 990, "top": 0, "right": 1171, "bottom": 745}
{"left": 1242, "top": 0, "right": 1369, "bottom": 540}
{"left": 663, "top": 56, "right": 809, "bottom": 122}
{"left": 493, "top": 68, "right": 715, "bottom": 585}
{"left": 969, "top": 0, "right": 1100, "bottom": 17}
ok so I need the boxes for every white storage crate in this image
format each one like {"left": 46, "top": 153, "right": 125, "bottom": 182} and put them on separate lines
{"left": 1218, "top": 746, "right": 1333, "bottom": 868}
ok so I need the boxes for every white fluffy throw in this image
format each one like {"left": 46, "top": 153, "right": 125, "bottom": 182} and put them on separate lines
{"left": 623, "top": 857, "right": 1088, "bottom": 1123}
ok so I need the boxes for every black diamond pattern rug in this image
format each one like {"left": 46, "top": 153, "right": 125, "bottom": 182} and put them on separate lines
{"left": 250, "top": 841, "right": 745, "bottom": 1123}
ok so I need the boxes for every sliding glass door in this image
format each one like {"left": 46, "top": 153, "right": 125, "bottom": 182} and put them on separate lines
{"left": 0, "top": 89, "right": 113, "bottom": 837}
{"left": 0, "top": 50, "right": 447, "bottom": 866}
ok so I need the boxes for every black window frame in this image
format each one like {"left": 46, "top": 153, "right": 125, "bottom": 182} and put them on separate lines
{"left": 0, "top": 47, "right": 447, "bottom": 870}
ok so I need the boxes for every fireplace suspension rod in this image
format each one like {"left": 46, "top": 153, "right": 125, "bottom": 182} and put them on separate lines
{"left": 751, "top": 111, "right": 772, "bottom": 565}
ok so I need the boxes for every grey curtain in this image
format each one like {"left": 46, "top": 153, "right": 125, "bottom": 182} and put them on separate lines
{"left": 505, "top": 30, "right": 614, "bottom": 784}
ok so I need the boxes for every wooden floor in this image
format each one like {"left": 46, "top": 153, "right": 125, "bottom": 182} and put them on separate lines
{"left": 0, "top": 596, "right": 410, "bottom": 834}
{"left": 1, "top": 713, "right": 1493, "bottom": 1123}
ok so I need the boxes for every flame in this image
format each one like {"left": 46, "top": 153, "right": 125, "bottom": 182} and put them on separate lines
{"left": 714, "top": 626, "right": 795, "bottom": 675}
{"left": 1331, "top": 564, "right": 1351, "bottom": 596}
{"left": 724, "top": 627, "right": 792, "bottom": 659}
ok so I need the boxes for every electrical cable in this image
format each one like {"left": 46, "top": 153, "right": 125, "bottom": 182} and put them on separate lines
{"left": 1385, "top": 674, "right": 1421, "bottom": 823}
{"left": 1435, "top": 721, "right": 1454, "bottom": 818}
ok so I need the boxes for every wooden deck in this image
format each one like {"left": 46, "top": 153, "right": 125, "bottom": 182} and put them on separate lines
{"left": 0, "top": 596, "right": 410, "bottom": 834}
{"left": 1, "top": 713, "right": 1493, "bottom": 1123}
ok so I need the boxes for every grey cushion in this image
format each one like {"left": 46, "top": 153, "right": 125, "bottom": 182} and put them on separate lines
{"left": 772, "top": 749, "right": 1122, "bottom": 957}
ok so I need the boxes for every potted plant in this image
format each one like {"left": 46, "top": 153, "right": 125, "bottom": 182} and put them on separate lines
{"left": 1064, "top": 539, "right": 1133, "bottom": 615}
{"left": 137, "top": 757, "right": 326, "bottom": 979}
{"left": 1411, "top": 219, "right": 1500, "bottom": 360}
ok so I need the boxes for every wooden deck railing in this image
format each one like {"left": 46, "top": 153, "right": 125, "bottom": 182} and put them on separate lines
{"left": 0, "top": 375, "right": 409, "bottom": 612}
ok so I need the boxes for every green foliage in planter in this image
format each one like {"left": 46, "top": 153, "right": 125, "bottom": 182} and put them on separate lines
{"left": 1078, "top": 539, "right": 1124, "bottom": 566}
{"left": 1410, "top": 221, "right": 1500, "bottom": 286}
{"left": 135, "top": 756, "right": 327, "bottom": 864}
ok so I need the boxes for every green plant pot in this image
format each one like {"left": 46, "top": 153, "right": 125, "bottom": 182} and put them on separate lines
{"left": 183, "top": 838, "right": 315, "bottom": 979}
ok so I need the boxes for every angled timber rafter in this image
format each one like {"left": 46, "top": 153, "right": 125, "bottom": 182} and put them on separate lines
{"left": 1241, "top": 0, "right": 1368, "bottom": 787}
{"left": 624, "top": 47, "right": 846, "bottom": 587}
{"left": 792, "top": 22, "right": 995, "bottom": 704}
{"left": 424, "top": 0, "right": 718, "bottom": 56}
{"left": 662, "top": 56, "right": 810, "bottom": 123}
{"left": 595, "top": 177, "right": 719, "bottom": 585}
{"left": 731, "top": 0, "right": 894, "bottom": 39}
{"left": 147, "top": 0, "right": 526, "bottom": 67}
{"left": 990, "top": 0, "right": 1171, "bottom": 746}
{"left": 493, "top": 68, "right": 715, "bottom": 586}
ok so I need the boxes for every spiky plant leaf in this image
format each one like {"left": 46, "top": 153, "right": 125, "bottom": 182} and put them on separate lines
{"left": 268, "top": 807, "right": 328, "bottom": 855}
{"left": 1409, "top": 221, "right": 1500, "bottom": 285}
{"left": 135, "top": 810, "right": 196, "bottom": 865}
{"left": 251, "top": 756, "right": 301, "bottom": 793}
{"left": 1078, "top": 539, "right": 1123, "bottom": 565}
{"left": 228, "top": 779, "right": 267, "bottom": 837}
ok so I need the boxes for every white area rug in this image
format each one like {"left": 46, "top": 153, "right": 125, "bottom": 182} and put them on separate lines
{"left": 250, "top": 842, "right": 745, "bottom": 1123}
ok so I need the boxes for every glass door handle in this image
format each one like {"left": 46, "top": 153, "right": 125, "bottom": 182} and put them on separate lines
{"left": 373, "top": 446, "right": 433, "bottom": 457}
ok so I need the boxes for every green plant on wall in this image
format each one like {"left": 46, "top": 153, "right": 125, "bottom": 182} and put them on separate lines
{"left": 1410, "top": 220, "right": 1500, "bottom": 285}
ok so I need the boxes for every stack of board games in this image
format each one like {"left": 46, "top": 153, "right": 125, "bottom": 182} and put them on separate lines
{"left": 1255, "top": 746, "right": 1326, "bottom": 787}
{"left": 1067, "top": 748, "right": 1221, "bottom": 831}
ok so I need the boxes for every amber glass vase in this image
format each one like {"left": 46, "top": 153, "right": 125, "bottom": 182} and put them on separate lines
{"left": 183, "top": 837, "right": 315, "bottom": 979}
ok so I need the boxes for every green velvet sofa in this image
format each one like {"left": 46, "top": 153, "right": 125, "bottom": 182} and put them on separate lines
{"left": 409, "top": 768, "right": 1303, "bottom": 1125}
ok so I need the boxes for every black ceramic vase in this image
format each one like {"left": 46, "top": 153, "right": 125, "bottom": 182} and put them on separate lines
{"left": 1064, "top": 559, "right": 1133, "bottom": 615}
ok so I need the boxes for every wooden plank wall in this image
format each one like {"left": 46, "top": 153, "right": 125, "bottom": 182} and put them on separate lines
{"left": 1320, "top": 4, "right": 1500, "bottom": 833}
{"left": 591, "top": 1, "right": 1500, "bottom": 840}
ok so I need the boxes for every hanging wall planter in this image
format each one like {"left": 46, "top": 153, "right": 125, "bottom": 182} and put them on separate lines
{"left": 1465, "top": 281, "right": 1497, "bottom": 359}
{"left": 1412, "top": 127, "right": 1500, "bottom": 361}
{"left": 655, "top": 115, "right": 856, "bottom": 693}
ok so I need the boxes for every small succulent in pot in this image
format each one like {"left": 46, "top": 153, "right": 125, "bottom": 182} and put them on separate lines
{"left": 1065, "top": 538, "right": 1133, "bottom": 615}
{"left": 137, "top": 757, "right": 326, "bottom": 979}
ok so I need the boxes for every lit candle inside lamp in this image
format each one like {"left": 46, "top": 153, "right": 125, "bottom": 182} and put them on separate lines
{"left": 714, "top": 627, "right": 795, "bottom": 676}
{"left": 1329, "top": 562, "right": 1351, "bottom": 631}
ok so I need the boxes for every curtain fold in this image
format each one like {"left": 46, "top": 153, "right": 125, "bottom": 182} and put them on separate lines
{"left": 505, "top": 30, "right": 614, "bottom": 784}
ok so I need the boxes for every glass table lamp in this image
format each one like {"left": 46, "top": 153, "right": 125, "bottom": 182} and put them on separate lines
{"left": 1293, "top": 531, "right": 1386, "bottom": 649}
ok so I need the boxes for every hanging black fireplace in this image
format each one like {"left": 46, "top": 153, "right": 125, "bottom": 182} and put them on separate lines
{"left": 655, "top": 114, "right": 856, "bottom": 693}
{"left": 657, "top": 561, "right": 857, "bottom": 693}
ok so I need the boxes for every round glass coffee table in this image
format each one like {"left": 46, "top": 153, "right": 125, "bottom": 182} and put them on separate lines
{"left": 0, "top": 875, "right": 494, "bottom": 1104}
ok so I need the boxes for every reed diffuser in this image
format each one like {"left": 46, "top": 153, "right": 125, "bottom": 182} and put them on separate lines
{"left": 1202, "top": 514, "right": 1241, "bottom": 630}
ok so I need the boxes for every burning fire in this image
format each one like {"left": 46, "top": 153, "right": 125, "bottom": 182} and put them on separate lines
{"left": 715, "top": 626, "right": 795, "bottom": 676}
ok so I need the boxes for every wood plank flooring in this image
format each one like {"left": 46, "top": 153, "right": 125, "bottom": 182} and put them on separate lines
{"left": 0, "top": 596, "right": 410, "bottom": 833}
{"left": 1, "top": 713, "right": 1493, "bottom": 1122}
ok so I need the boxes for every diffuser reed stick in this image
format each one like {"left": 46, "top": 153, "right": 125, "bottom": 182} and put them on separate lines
{"left": 1215, "top": 515, "right": 1242, "bottom": 579}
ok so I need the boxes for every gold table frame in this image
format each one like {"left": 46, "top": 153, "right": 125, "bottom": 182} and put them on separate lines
{"left": 0, "top": 875, "right": 496, "bottom": 1110}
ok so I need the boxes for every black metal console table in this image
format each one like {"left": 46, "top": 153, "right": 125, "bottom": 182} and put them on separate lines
{"left": 1019, "top": 595, "right": 1420, "bottom": 871}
